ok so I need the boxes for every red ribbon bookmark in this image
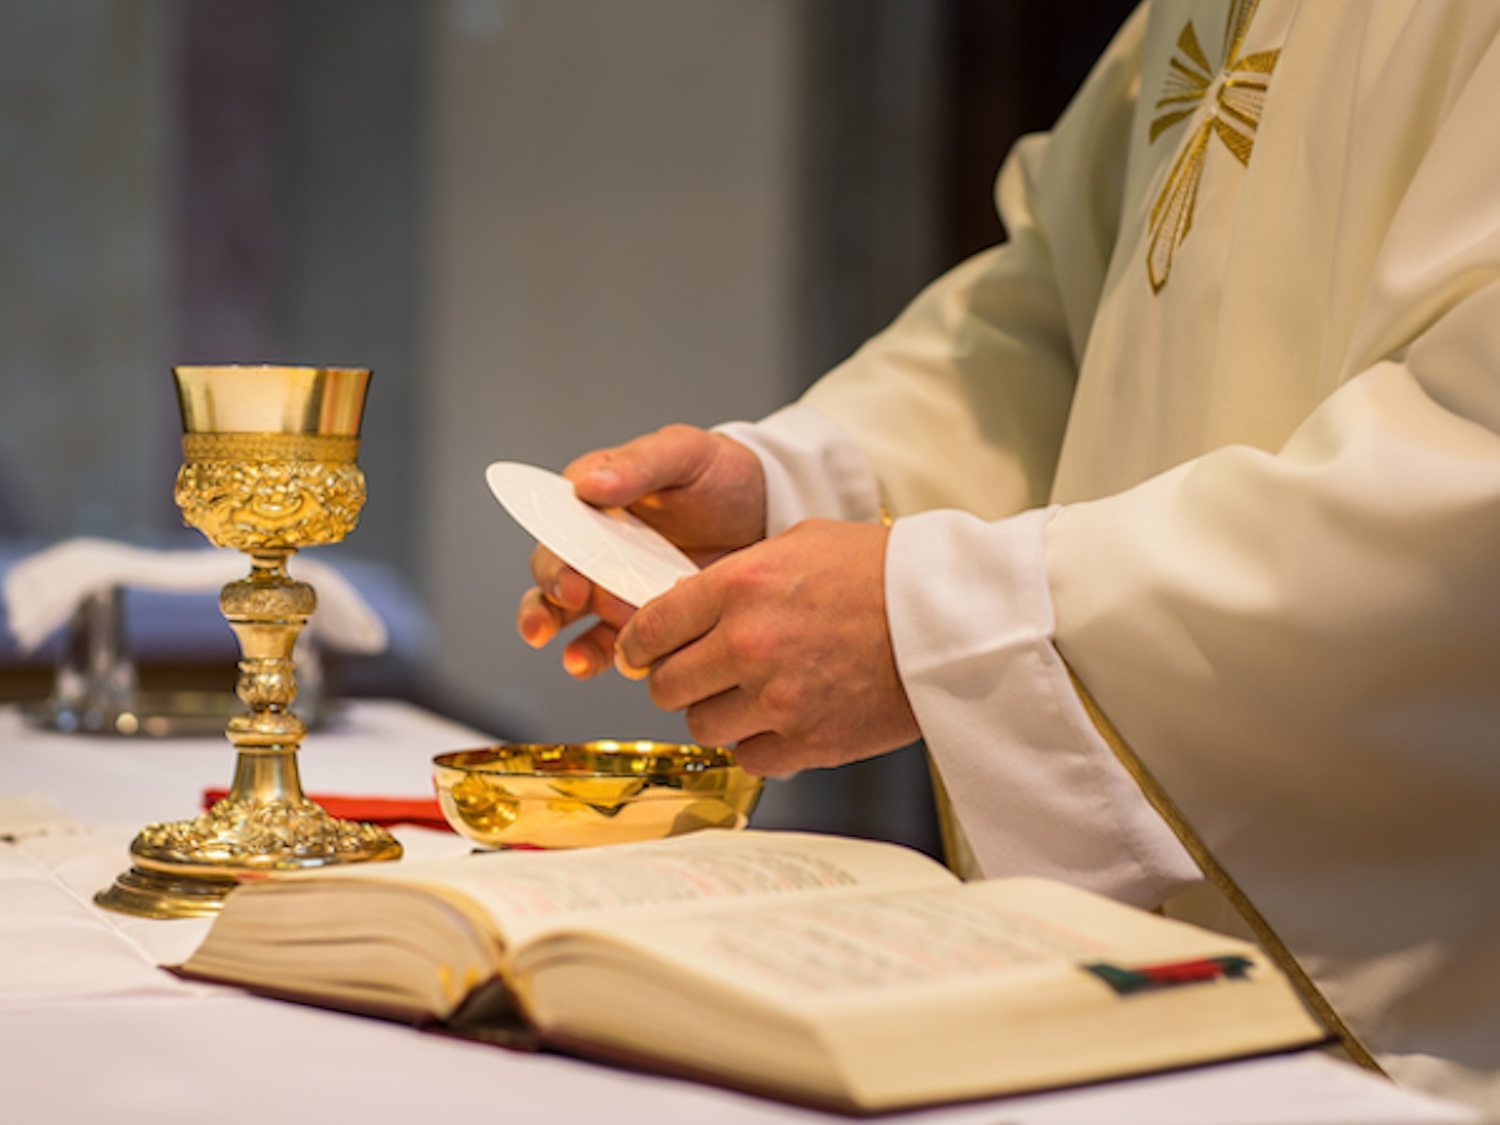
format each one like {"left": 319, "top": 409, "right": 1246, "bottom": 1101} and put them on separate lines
{"left": 1085, "top": 955, "right": 1254, "bottom": 994}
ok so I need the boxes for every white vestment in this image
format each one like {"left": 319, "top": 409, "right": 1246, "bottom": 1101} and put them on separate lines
{"left": 722, "top": 0, "right": 1500, "bottom": 1111}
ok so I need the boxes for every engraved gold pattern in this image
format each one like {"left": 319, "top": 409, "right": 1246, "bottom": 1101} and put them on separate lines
{"left": 174, "top": 454, "right": 366, "bottom": 552}
{"left": 1146, "top": 0, "right": 1280, "bottom": 293}
{"left": 135, "top": 795, "right": 398, "bottom": 867}
{"left": 182, "top": 432, "right": 359, "bottom": 463}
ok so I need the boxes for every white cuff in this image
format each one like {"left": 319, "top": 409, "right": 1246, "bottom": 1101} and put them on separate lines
{"left": 886, "top": 505, "right": 1201, "bottom": 907}
{"left": 714, "top": 404, "right": 884, "bottom": 535}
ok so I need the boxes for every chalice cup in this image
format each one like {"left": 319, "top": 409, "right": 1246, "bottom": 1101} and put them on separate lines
{"left": 97, "top": 365, "right": 402, "bottom": 919}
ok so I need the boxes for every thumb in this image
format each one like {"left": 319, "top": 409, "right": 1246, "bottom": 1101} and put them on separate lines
{"left": 564, "top": 424, "right": 716, "bottom": 508}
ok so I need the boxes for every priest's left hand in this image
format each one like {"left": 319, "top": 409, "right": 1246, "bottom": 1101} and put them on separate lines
{"left": 615, "top": 519, "right": 920, "bottom": 776}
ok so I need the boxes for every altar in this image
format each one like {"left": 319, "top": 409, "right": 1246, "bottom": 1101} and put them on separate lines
{"left": 0, "top": 701, "right": 1474, "bottom": 1124}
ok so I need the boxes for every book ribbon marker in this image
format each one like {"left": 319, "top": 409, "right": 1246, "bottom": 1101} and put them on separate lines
{"left": 1086, "top": 955, "right": 1254, "bottom": 996}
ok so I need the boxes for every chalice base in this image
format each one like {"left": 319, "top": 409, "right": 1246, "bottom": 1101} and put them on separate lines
{"left": 96, "top": 795, "right": 402, "bottom": 919}
{"left": 94, "top": 866, "right": 240, "bottom": 920}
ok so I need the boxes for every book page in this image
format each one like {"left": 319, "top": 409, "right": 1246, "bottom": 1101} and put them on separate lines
{"left": 531, "top": 877, "right": 1256, "bottom": 1005}
{"left": 704, "top": 887, "right": 1110, "bottom": 994}
{"left": 418, "top": 831, "right": 955, "bottom": 946}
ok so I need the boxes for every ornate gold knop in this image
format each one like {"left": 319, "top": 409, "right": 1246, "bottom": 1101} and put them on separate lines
{"left": 1146, "top": 0, "right": 1280, "bottom": 293}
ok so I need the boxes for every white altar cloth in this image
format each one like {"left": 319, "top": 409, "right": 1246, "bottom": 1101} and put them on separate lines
{"left": 0, "top": 701, "right": 1475, "bottom": 1124}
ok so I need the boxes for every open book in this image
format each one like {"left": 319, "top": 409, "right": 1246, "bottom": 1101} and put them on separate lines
{"left": 179, "top": 831, "right": 1325, "bottom": 1113}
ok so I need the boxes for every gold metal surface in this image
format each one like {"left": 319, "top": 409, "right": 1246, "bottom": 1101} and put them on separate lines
{"left": 174, "top": 365, "right": 369, "bottom": 436}
{"left": 434, "top": 741, "right": 763, "bottom": 849}
{"left": 174, "top": 441, "right": 366, "bottom": 553}
{"left": 97, "top": 365, "right": 401, "bottom": 920}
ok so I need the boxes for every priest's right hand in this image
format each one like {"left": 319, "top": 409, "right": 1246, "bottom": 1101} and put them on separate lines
{"left": 515, "top": 424, "right": 767, "bottom": 679}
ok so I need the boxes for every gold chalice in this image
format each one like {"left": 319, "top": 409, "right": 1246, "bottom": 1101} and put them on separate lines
{"left": 96, "top": 365, "right": 402, "bottom": 919}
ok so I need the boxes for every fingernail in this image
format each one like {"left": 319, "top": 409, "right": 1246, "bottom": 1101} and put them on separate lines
{"left": 614, "top": 649, "right": 650, "bottom": 681}
{"left": 563, "top": 649, "right": 594, "bottom": 678}
{"left": 520, "top": 618, "right": 548, "bottom": 649}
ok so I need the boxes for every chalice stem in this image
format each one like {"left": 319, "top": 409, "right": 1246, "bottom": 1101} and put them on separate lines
{"left": 223, "top": 550, "right": 312, "bottom": 748}
{"left": 226, "top": 747, "right": 307, "bottom": 809}
{"left": 220, "top": 549, "right": 314, "bottom": 807}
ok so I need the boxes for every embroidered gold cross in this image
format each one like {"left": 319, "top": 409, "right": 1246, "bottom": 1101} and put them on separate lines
{"left": 1146, "top": 0, "right": 1279, "bottom": 293}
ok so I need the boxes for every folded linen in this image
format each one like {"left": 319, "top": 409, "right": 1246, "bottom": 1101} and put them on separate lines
{"left": 2, "top": 538, "right": 387, "bottom": 655}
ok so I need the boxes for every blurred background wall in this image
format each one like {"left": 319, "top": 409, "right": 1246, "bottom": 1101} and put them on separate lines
{"left": 0, "top": 0, "right": 1133, "bottom": 854}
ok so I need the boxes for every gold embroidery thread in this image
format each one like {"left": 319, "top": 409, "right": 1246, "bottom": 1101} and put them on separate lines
{"left": 1146, "top": 0, "right": 1280, "bottom": 293}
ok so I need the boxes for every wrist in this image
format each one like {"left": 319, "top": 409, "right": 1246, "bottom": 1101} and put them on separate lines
{"left": 713, "top": 404, "right": 883, "bottom": 534}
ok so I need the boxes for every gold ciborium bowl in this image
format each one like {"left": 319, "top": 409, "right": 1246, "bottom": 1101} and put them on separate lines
{"left": 433, "top": 741, "right": 763, "bottom": 850}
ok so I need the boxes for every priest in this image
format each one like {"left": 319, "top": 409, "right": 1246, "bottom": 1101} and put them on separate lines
{"left": 515, "top": 0, "right": 1500, "bottom": 1110}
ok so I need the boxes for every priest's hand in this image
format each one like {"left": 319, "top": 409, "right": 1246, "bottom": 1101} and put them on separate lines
{"left": 614, "top": 519, "right": 920, "bottom": 776}
{"left": 516, "top": 424, "right": 767, "bottom": 678}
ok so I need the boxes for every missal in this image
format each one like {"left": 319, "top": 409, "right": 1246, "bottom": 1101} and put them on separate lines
{"left": 177, "top": 830, "right": 1326, "bottom": 1113}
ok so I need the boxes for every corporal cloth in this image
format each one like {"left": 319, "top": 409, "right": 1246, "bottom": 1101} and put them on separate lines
{"left": 723, "top": 0, "right": 1500, "bottom": 1112}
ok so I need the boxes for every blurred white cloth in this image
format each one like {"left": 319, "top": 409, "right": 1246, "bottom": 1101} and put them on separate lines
{"left": 2, "top": 538, "right": 387, "bottom": 654}
{"left": 0, "top": 796, "right": 83, "bottom": 842}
